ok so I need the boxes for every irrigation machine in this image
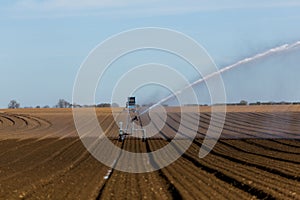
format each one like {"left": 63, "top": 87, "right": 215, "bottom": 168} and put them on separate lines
{"left": 118, "top": 97, "right": 146, "bottom": 142}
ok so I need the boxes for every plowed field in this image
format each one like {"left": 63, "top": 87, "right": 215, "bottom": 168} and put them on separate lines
{"left": 0, "top": 106, "right": 299, "bottom": 200}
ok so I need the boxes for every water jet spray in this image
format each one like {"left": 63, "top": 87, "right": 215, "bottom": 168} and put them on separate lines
{"left": 140, "top": 40, "right": 300, "bottom": 115}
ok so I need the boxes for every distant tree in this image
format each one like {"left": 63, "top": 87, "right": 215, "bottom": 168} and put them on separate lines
{"left": 279, "top": 101, "right": 290, "bottom": 105}
{"left": 72, "top": 103, "right": 82, "bottom": 108}
{"left": 96, "top": 103, "right": 111, "bottom": 107}
{"left": 36, "top": 105, "right": 41, "bottom": 108}
{"left": 184, "top": 104, "right": 198, "bottom": 106}
{"left": 8, "top": 100, "right": 20, "bottom": 109}
{"left": 43, "top": 105, "right": 50, "bottom": 108}
{"left": 239, "top": 100, "right": 248, "bottom": 105}
{"left": 56, "top": 99, "right": 71, "bottom": 108}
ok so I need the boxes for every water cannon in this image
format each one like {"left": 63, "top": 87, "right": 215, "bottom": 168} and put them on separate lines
{"left": 118, "top": 97, "right": 146, "bottom": 142}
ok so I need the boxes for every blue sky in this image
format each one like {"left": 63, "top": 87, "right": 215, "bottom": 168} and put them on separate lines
{"left": 1, "top": 1, "right": 300, "bottom": 108}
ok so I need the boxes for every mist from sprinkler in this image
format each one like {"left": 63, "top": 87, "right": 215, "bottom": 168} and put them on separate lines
{"left": 139, "top": 40, "right": 300, "bottom": 116}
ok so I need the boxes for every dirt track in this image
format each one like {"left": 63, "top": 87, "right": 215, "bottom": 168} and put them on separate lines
{"left": 0, "top": 106, "right": 300, "bottom": 199}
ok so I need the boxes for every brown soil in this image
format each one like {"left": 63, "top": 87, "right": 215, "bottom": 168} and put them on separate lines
{"left": 0, "top": 106, "right": 299, "bottom": 199}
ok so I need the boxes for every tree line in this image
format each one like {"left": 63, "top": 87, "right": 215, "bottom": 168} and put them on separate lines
{"left": 6, "top": 99, "right": 300, "bottom": 109}
{"left": 7, "top": 99, "right": 119, "bottom": 109}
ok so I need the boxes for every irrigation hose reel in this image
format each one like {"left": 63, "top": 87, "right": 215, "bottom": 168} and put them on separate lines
{"left": 118, "top": 97, "right": 146, "bottom": 142}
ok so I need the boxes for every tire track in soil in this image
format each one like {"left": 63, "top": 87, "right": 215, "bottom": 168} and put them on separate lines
{"left": 95, "top": 111, "right": 146, "bottom": 199}
{"left": 0, "top": 109, "right": 116, "bottom": 198}
{"left": 16, "top": 114, "right": 52, "bottom": 132}
{"left": 182, "top": 113, "right": 300, "bottom": 180}
{"left": 0, "top": 123, "right": 76, "bottom": 162}
{"left": 1, "top": 114, "right": 27, "bottom": 131}
{"left": 6, "top": 114, "right": 38, "bottom": 133}
{"left": 234, "top": 112, "right": 300, "bottom": 137}
{"left": 181, "top": 150, "right": 277, "bottom": 199}
{"left": 0, "top": 115, "right": 15, "bottom": 126}
{"left": 185, "top": 112, "right": 300, "bottom": 160}
{"left": 243, "top": 112, "right": 300, "bottom": 130}
{"left": 30, "top": 112, "right": 123, "bottom": 198}
{"left": 2, "top": 113, "right": 119, "bottom": 199}
{"left": 141, "top": 110, "right": 171, "bottom": 140}
{"left": 6, "top": 141, "right": 93, "bottom": 199}
{"left": 175, "top": 144, "right": 276, "bottom": 199}
{"left": 0, "top": 139, "right": 88, "bottom": 199}
{"left": 239, "top": 139, "right": 300, "bottom": 155}
{"left": 145, "top": 112, "right": 264, "bottom": 199}
{"left": 148, "top": 139, "right": 253, "bottom": 200}
{"left": 92, "top": 111, "right": 129, "bottom": 197}
{"left": 170, "top": 112, "right": 300, "bottom": 198}
{"left": 0, "top": 114, "right": 110, "bottom": 167}
{"left": 271, "top": 139, "right": 300, "bottom": 148}
{"left": 200, "top": 113, "right": 282, "bottom": 139}
{"left": 0, "top": 117, "right": 4, "bottom": 128}
{"left": 0, "top": 113, "right": 111, "bottom": 181}
{"left": 216, "top": 112, "right": 300, "bottom": 138}
{"left": 0, "top": 138, "right": 82, "bottom": 183}
{"left": 192, "top": 112, "right": 298, "bottom": 139}
{"left": 0, "top": 113, "right": 53, "bottom": 140}
{"left": 173, "top": 112, "right": 246, "bottom": 139}
{"left": 95, "top": 112, "right": 177, "bottom": 200}
{"left": 182, "top": 111, "right": 298, "bottom": 180}
{"left": 194, "top": 141, "right": 296, "bottom": 186}
{"left": 21, "top": 141, "right": 115, "bottom": 200}
{"left": 141, "top": 113, "right": 248, "bottom": 199}
{"left": 138, "top": 113, "right": 184, "bottom": 199}
{"left": 219, "top": 140, "right": 300, "bottom": 178}
{"left": 0, "top": 112, "right": 109, "bottom": 162}
{"left": 250, "top": 139, "right": 300, "bottom": 154}
{"left": 95, "top": 140, "right": 125, "bottom": 200}
{"left": 144, "top": 141, "right": 183, "bottom": 199}
{"left": 190, "top": 141, "right": 300, "bottom": 199}
{"left": 210, "top": 141, "right": 300, "bottom": 181}
{"left": 1, "top": 108, "right": 299, "bottom": 199}
{"left": 243, "top": 140, "right": 300, "bottom": 155}
{"left": 219, "top": 140, "right": 300, "bottom": 168}
{"left": 191, "top": 111, "right": 298, "bottom": 158}
{"left": 152, "top": 112, "right": 279, "bottom": 199}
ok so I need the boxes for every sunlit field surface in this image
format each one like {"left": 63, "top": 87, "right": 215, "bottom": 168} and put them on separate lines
{"left": 0, "top": 106, "right": 299, "bottom": 199}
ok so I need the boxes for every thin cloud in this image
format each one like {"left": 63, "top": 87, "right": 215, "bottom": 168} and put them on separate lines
{"left": 3, "top": 0, "right": 300, "bottom": 19}
{"left": 13, "top": 0, "right": 151, "bottom": 10}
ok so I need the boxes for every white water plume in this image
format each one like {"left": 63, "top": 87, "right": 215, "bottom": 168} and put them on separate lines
{"left": 140, "top": 40, "right": 300, "bottom": 115}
